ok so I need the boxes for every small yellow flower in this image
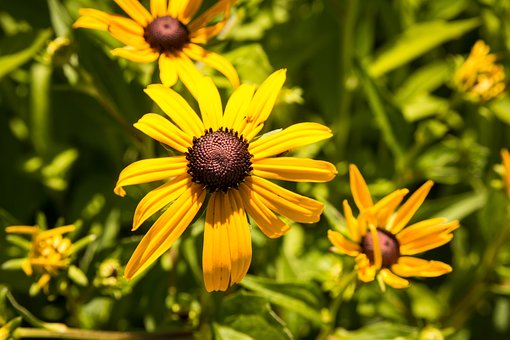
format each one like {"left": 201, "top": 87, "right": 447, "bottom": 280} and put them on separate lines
{"left": 328, "top": 165, "right": 459, "bottom": 289}
{"left": 454, "top": 40, "right": 506, "bottom": 102}
{"left": 5, "top": 225, "right": 75, "bottom": 291}
{"left": 73, "top": 0, "right": 239, "bottom": 96}
{"left": 501, "top": 148, "right": 510, "bottom": 198}
{"left": 114, "top": 69, "right": 337, "bottom": 291}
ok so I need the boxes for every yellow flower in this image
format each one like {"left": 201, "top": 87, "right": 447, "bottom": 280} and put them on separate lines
{"left": 328, "top": 165, "right": 459, "bottom": 289}
{"left": 5, "top": 225, "right": 75, "bottom": 291}
{"left": 114, "top": 69, "right": 337, "bottom": 291}
{"left": 73, "top": 0, "right": 239, "bottom": 96}
{"left": 454, "top": 40, "right": 506, "bottom": 102}
{"left": 501, "top": 148, "right": 510, "bottom": 198}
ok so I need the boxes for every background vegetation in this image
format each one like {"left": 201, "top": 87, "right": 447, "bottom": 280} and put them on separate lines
{"left": 1, "top": 0, "right": 510, "bottom": 339}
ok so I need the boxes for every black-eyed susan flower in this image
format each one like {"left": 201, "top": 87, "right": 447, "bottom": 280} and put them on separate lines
{"left": 328, "top": 165, "right": 459, "bottom": 289}
{"left": 5, "top": 225, "right": 75, "bottom": 292}
{"left": 501, "top": 149, "right": 510, "bottom": 198}
{"left": 73, "top": 0, "right": 239, "bottom": 96}
{"left": 114, "top": 69, "right": 337, "bottom": 291}
{"left": 454, "top": 40, "right": 505, "bottom": 102}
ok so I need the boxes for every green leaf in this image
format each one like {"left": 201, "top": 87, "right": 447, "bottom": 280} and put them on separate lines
{"left": 219, "top": 293, "right": 293, "bottom": 340}
{"left": 0, "top": 29, "right": 52, "bottom": 79}
{"left": 212, "top": 323, "right": 254, "bottom": 340}
{"left": 68, "top": 265, "right": 89, "bottom": 287}
{"left": 331, "top": 321, "right": 418, "bottom": 340}
{"left": 369, "top": 18, "right": 480, "bottom": 77}
{"left": 489, "top": 96, "right": 510, "bottom": 126}
{"left": 240, "top": 275, "right": 325, "bottom": 326}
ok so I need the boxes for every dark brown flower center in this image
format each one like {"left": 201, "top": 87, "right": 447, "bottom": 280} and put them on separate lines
{"left": 186, "top": 128, "right": 253, "bottom": 193}
{"left": 361, "top": 228, "right": 400, "bottom": 267}
{"left": 144, "top": 16, "right": 189, "bottom": 53}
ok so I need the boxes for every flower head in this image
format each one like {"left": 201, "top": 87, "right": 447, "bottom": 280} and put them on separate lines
{"left": 5, "top": 225, "right": 75, "bottom": 292}
{"left": 73, "top": 0, "right": 239, "bottom": 96}
{"left": 501, "top": 148, "right": 510, "bottom": 198}
{"left": 114, "top": 69, "right": 337, "bottom": 291}
{"left": 454, "top": 40, "right": 506, "bottom": 102}
{"left": 328, "top": 165, "right": 459, "bottom": 289}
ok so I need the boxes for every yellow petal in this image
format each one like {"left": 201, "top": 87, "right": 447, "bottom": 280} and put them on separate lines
{"left": 159, "top": 54, "right": 178, "bottom": 87}
{"left": 179, "top": 0, "right": 203, "bottom": 23}
{"left": 349, "top": 164, "right": 373, "bottom": 211}
{"left": 501, "top": 148, "right": 510, "bottom": 198}
{"left": 21, "top": 259, "right": 33, "bottom": 276}
{"left": 248, "top": 122, "right": 332, "bottom": 158}
{"left": 195, "top": 76, "right": 223, "bottom": 131}
{"left": 252, "top": 157, "right": 337, "bottom": 182}
{"left": 184, "top": 44, "right": 240, "bottom": 89}
{"left": 124, "top": 185, "right": 206, "bottom": 279}
{"left": 368, "top": 224, "right": 382, "bottom": 270}
{"left": 327, "top": 230, "right": 360, "bottom": 256}
{"left": 132, "top": 174, "right": 191, "bottom": 231}
{"left": 238, "top": 183, "right": 290, "bottom": 238}
{"left": 190, "top": 22, "right": 226, "bottom": 44}
{"left": 223, "top": 84, "right": 256, "bottom": 130}
{"left": 144, "top": 84, "right": 205, "bottom": 137}
{"left": 392, "top": 257, "right": 452, "bottom": 277}
{"left": 38, "top": 225, "right": 76, "bottom": 238}
{"left": 150, "top": 0, "right": 168, "bottom": 17}
{"left": 113, "top": 0, "right": 153, "bottom": 26}
{"left": 172, "top": 52, "right": 204, "bottom": 100}
{"left": 227, "top": 191, "right": 252, "bottom": 285}
{"left": 36, "top": 274, "right": 52, "bottom": 290}
{"left": 5, "top": 225, "right": 39, "bottom": 234}
{"left": 109, "top": 14, "right": 145, "bottom": 35}
{"left": 397, "top": 219, "right": 458, "bottom": 244}
{"left": 379, "top": 268, "right": 409, "bottom": 288}
{"left": 111, "top": 48, "right": 159, "bottom": 63}
{"left": 400, "top": 234, "right": 454, "bottom": 255}
{"left": 203, "top": 192, "right": 232, "bottom": 292}
{"left": 240, "top": 69, "right": 287, "bottom": 141}
{"left": 134, "top": 113, "right": 193, "bottom": 153}
{"left": 355, "top": 253, "right": 376, "bottom": 282}
{"left": 188, "top": 0, "right": 233, "bottom": 32}
{"left": 114, "top": 156, "right": 188, "bottom": 197}
{"left": 73, "top": 8, "right": 111, "bottom": 30}
{"left": 248, "top": 176, "right": 324, "bottom": 223}
{"left": 108, "top": 17, "right": 147, "bottom": 48}
{"left": 372, "top": 189, "right": 408, "bottom": 228}
{"left": 343, "top": 200, "right": 360, "bottom": 242}
{"left": 388, "top": 180, "right": 433, "bottom": 234}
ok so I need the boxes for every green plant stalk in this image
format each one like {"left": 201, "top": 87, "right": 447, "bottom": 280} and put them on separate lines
{"left": 30, "top": 62, "right": 53, "bottom": 156}
{"left": 15, "top": 327, "right": 193, "bottom": 339}
{"left": 445, "top": 206, "right": 510, "bottom": 329}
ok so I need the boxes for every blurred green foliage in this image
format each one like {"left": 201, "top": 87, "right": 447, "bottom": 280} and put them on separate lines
{"left": 1, "top": 0, "right": 510, "bottom": 339}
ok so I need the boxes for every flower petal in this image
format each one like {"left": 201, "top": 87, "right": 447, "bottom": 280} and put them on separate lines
{"left": 114, "top": 156, "right": 188, "bottom": 196}
{"left": 124, "top": 185, "right": 206, "bottom": 279}
{"left": 239, "top": 69, "right": 286, "bottom": 141}
{"left": 132, "top": 174, "right": 191, "bottom": 231}
{"left": 327, "top": 230, "right": 360, "bottom": 256}
{"left": 501, "top": 148, "right": 510, "bottom": 198}
{"left": 73, "top": 8, "right": 109, "bottom": 30}
{"left": 184, "top": 44, "right": 240, "bottom": 89}
{"left": 111, "top": 48, "right": 159, "bottom": 63}
{"left": 343, "top": 200, "right": 361, "bottom": 242}
{"left": 190, "top": 22, "right": 226, "bottom": 44}
{"left": 392, "top": 257, "right": 452, "bottom": 277}
{"left": 223, "top": 84, "right": 256, "bottom": 130}
{"left": 188, "top": 0, "right": 232, "bottom": 31}
{"left": 151, "top": 0, "right": 168, "bottom": 17}
{"left": 134, "top": 113, "right": 193, "bottom": 153}
{"left": 368, "top": 224, "right": 383, "bottom": 269}
{"left": 355, "top": 253, "right": 376, "bottom": 282}
{"left": 172, "top": 52, "right": 205, "bottom": 100}
{"left": 388, "top": 180, "right": 433, "bottom": 234}
{"left": 252, "top": 157, "right": 337, "bottom": 182}
{"left": 228, "top": 191, "right": 252, "bottom": 284}
{"left": 113, "top": 0, "right": 153, "bottom": 26}
{"left": 373, "top": 189, "right": 408, "bottom": 228}
{"left": 38, "top": 225, "right": 76, "bottom": 238}
{"left": 5, "top": 226, "right": 39, "bottom": 234}
{"left": 159, "top": 54, "right": 178, "bottom": 87}
{"left": 248, "top": 176, "right": 324, "bottom": 223}
{"left": 379, "top": 269, "right": 409, "bottom": 288}
{"left": 168, "top": 0, "right": 203, "bottom": 23}
{"left": 144, "top": 84, "right": 205, "bottom": 137}
{"left": 349, "top": 164, "right": 373, "bottom": 211}
{"left": 397, "top": 218, "right": 458, "bottom": 244}
{"left": 203, "top": 192, "right": 232, "bottom": 291}
{"left": 400, "top": 234, "right": 454, "bottom": 255}
{"left": 195, "top": 76, "right": 223, "bottom": 131}
{"left": 108, "top": 18, "right": 148, "bottom": 49}
{"left": 238, "top": 183, "right": 290, "bottom": 238}
{"left": 248, "top": 122, "right": 332, "bottom": 159}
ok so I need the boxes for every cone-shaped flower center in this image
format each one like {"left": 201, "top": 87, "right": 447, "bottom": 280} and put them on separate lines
{"left": 361, "top": 228, "right": 400, "bottom": 267}
{"left": 144, "top": 16, "right": 189, "bottom": 53}
{"left": 186, "top": 128, "right": 253, "bottom": 192}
